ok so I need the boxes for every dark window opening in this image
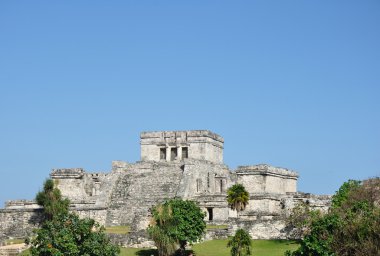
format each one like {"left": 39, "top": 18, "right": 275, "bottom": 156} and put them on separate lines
{"left": 182, "top": 147, "right": 188, "bottom": 159}
{"left": 220, "top": 179, "right": 223, "bottom": 193}
{"left": 160, "top": 148, "right": 166, "bottom": 160}
{"left": 207, "top": 208, "right": 213, "bottom": 221}
{"left": 171, "top": 147, "right": 178, "bottom": 161}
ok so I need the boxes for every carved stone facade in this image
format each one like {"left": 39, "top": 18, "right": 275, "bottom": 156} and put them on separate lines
{"left": 0, "top": 130, "right": 330, "bottom": 243}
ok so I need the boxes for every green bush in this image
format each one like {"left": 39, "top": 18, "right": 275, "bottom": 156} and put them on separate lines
{"left": 28, "top": 178, "right": 119, "bottom": 256}
{"left": 227, "top": 229, "right": 252, "bottom": 256}
{"left": 147, "top": 199, "right": 206, "bottom": 256}
{"left": 288, "top": 178, "right": 380, "bottom": 256}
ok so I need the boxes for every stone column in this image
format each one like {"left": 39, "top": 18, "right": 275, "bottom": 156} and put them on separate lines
{"left": 178, "top": 146, "right": 183, "bottom": 160}
{"left": 166, "top": 147, "right": 171, "bottom": 162}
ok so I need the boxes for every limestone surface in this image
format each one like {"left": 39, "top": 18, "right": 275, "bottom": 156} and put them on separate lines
{"left": 0, "top": 130, "right": 331, "bottom": 244}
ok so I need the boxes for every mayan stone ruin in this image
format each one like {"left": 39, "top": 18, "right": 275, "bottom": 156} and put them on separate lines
{"left": 0, "top": 130, "right": 331, "bottom": 246}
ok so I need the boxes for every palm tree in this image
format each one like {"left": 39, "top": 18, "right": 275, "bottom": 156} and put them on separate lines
{"left": 227, "top": 228, "right": 252, "bottom": 256}
{"left": 147, "top": 203, "right": 177, "bottom": 256}
{"left": 227, "top": 184, "right": 249, "bottom": 217}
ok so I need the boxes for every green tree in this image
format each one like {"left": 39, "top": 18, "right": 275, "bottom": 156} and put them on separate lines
{"left": 227, "top": 228, "right": 252, "bottom": 256}
{"left": 288, "top": 213, "right": 339, "bottom": 256}
{"left": 227, "top": 184, "right": 249, "bottom": 216}
{"left": 330, "top": 180, "right": 360, "bottom": 209}
{"left": 148, "top": 199, "right": 206, "bottom": 256}
{"left": 286, "top": 201, "right": 322, "bottom": 238}
{"left": 36, "top": 179, "right": 70, "bottom": 220}
{"left": 29, "top": 179, "right": 119, "bottom": 256}
{"left": 169, "top": 199, "right": 206, "bottom": 253}
{"left": 29, "top": 212, "right": 119, "bottom": 256}
{"left": 148, "top": 203, "right": 177, "bottom": 256}
{"left": 287, "top": 178, "right": 380, "bottom": 256}
{"left": 329, "top": 178, "right": 380, "bottom": 255}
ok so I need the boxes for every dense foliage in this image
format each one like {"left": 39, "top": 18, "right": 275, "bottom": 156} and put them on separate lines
{"left": 227, "top": 229, "right": 252, "bottom": 256}
{"left": 35, "top": 179, "right": 70, "bottom": 220}
{"left": 227, "top": 184, "right": 249, "bottom": 214}
{"left": 286, "top": 178, "right": 380, "bottom": 256}
{"left": 147, "top": 199, "right": 206, "bottom": 256}
{"left": 148, "top": 202, "right": 177, "bottom": 256}
{"left": 29, "top": 179, "right": 119, "bottom": 256}
{"left": 330, "top": 180, "right": 360, "bottom": 209}
{"left": 29, "top": 213, "right": 120, "bottom": 256}
{"left": 286, "top": 201, "right": 322, "bottom": 239}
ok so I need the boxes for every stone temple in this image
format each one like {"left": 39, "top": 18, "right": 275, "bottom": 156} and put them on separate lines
{"left": 0, "top": 130, "right": 330, "bottom": 244}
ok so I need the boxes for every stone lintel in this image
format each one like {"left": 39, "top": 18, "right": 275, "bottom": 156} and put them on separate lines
{"left": 112, "top": 161, "right": 130, "bottom": 169}
{"left": 4, "top": 200, "right": 41, "bottom": 209}
{"left": 249, "top": 193, "right": 286, "bottom": 201}
{"left": 293, "top": 192, "right": 332, "bottom": 200}
{"left": 140, "top": 130, "right": 224, "bottom": 149}
{"left": 239, "top": 210, "right": 281, "bottom": 217}
{"left": 236, "top": 164, "right": 299, "bottom": 179}
{"left": 50, "top": 168, "right": 85, "bottom": 179}
{"left": 73, "top": 206, "right": 107, "bottom": 211}
{"left": 141, "top": 130, "right": 224, "bottom": 143}
{"left": 0, "top": 208, "right": 42, "bottom": 213}
{"left": 195, "top": 195, "right": 228, "bottom": 202}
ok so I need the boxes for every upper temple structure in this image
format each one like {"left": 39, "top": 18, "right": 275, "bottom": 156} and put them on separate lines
{"left": 0, "top": 130, "right": 331, "bottom": 245}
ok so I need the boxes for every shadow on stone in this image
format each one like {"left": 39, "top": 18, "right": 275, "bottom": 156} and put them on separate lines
{"left": 133, "top": 249, "right": 195, "bottom": 256}
{"left": 134, "top": 248, "right": 157, "bottom": 256}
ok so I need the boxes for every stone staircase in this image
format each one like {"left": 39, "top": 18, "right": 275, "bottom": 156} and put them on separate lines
{"left": 0, "top": 243, "right": 27, "bottom": 256}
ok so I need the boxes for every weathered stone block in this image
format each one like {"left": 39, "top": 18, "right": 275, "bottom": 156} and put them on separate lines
{"left": 0, "top": 130, "right": 331, "bottom": 244}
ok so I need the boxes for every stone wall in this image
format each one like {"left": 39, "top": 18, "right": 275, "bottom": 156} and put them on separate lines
{"left": 236, "top": 165, "right": 298, "bottom": 194}
{"left": 140, "top": 130, "right": 224, "bottom": 163}
{"left": 283, "top": 192, "right": 332, "bottom": 217}
{"left": 0, "top": 130, "right": 332, "bottom": 243}
{"left": 108, "top": 231, "right": 154, "bottom": 248}
{"left": 178, "top": 159, "right": 229, "bottom": 198}
{"left": 244, "top": 194, "right": 284, "bottom": 215}
{"left": 106, "top": 161, "right": 184, "bottom": 227}
{"left": 228, "top": 217, "right": 289, "bottom": 239}
{"left": 74, "top": 207, "right": 108, "bottom": 226}
{"left": 51, "top": 168, "right": 89, "bottom": 201}
{"left": 51, "top": 168, "right": 115, "bottom": 207}
{"left": 0, "top": 201, "right": 43, "bottom": 238}
{"left": 108, "top": 229, "right": 229, "bottom": 248}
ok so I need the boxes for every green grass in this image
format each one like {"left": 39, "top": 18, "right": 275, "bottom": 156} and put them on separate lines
{"left": 105, "top": 225, "right": 131, "bottom": 235}
{"left": 4, "top": 238, "right": 25, "bottom": 245}
{"left": 19, "top": 249, "right": 31, "bottom": 255}
{"left": 20, "top": 239, "right": 299, "bottom": 256}
{"left": 119, "top": 239, "right": 299, "bottom": 256}
{"left": 206, "top": 224, "right": 228, "bottom": 229}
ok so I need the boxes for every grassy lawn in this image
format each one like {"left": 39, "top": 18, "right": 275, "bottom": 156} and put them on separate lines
{"left": 206, "top": 224, "right": 228, "bottom": 229}
{"left": 4, "top": 238, "right": 25, "bottom": 245}
{"left": 20, "top": 239, "right": 299, "bottom": 255}
{"left": 119, "top": 239, "right": 299, "bottom": 256}
{"left": 105, "top": 225, "right": 131, "bottom": 235}
{"left": 19, "top": 249, "right": 31, "bottom": 255}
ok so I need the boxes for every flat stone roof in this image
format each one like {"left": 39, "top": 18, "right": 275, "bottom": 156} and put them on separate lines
{"left": 140, "top": 130, "right": 224, "bottom": 143}
{"left": 236, "top": 164, "right": 299, "bottom": 178}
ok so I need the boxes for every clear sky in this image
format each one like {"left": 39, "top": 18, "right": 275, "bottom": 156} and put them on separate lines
{"left": 0, "top": 1, "right": 379, "bottom": 207}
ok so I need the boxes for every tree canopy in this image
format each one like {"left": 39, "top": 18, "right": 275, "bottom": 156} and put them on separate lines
{"left": 148, "top": 198, "right": 206, "bottom": 256}
{"left": 287, "top": 178, "right": 380, "bottom": 256}
{"left": 35, "top": 179, "right": 70, "bottom": 220}
{"left": 227, "top": 184, "right": 249, "bottom": 214}
{"left": 227, "top": 228, "right": 252, "bottom": 256}
{"left": 29, "top": 179, "right": 119, "bottom": 256}
{"left": 29, "top": 213, "right": 120, "bottom": 256}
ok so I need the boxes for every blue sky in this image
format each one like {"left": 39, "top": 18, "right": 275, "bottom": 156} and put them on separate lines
{"left": 0, "top": 1, "right": 379, "bottom": 207}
